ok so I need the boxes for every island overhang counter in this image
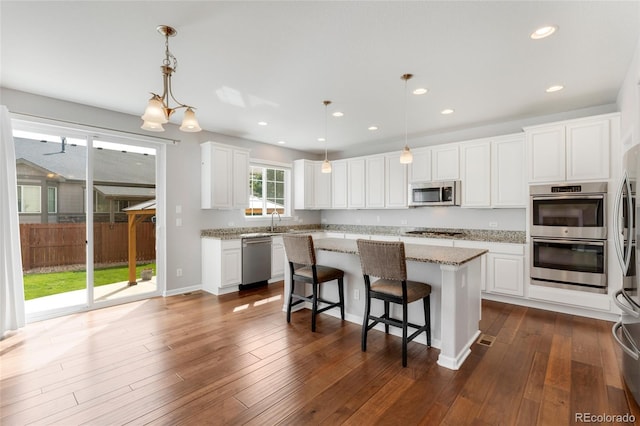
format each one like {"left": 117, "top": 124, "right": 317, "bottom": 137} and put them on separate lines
{"left": 283, "top": 237, "right": 488, "bottom": 370}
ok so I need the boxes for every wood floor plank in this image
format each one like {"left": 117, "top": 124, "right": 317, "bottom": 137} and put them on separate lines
{"left": 1, "top": 282, "right": 637, "bottom": 426}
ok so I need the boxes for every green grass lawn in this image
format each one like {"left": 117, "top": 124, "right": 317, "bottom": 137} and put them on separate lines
{"left": 23, "top": 263, "right": 156, "bottom": 300}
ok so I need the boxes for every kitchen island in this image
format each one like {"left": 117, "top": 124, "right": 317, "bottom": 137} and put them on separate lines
{"left": 284, "top": 237, "right": 487, "bottom": 370}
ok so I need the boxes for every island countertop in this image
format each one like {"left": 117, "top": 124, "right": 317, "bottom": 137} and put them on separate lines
{"left": 313, "top": 238, "right": 487, "bottom": 267}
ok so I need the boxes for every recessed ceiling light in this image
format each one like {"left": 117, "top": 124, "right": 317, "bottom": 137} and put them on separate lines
{"left": 332, "top": 112, "right": 344, "bottom": 117}
{"left": 277, "top": 140, "right": 285, "bottom": 145}
{"left": 413, "top": 88, "right": 428, "bottom": 95}
{"left": 546, "top": 85, "right": 564, "bottom": 93}
{"left": 318, "top": 137, "right": 325, "bottom": 142}
{"left": 441, "top": 109, "right": 455, "bottom": 115}
{"left": 368, "top": 126, "right": 378, "bottom": 131}
{"left": 258, "top": 121, "right": 268, "bottom": 126}
{"left": 531, "top": 25, "right": 557, "bottom": 40}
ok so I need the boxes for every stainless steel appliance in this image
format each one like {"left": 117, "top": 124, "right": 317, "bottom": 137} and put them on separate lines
{"left": 408, "top": 181, "right": 461, "bottom": 206}
{"left": 530, "top": 238, "right": 607, "bottom": 293}
{"left": 529, "top": 181, "right": 609, "bottom": 293}
{"left": 612, "top": 144, "right": 640, "bottom": 406}
{"left": 530, "top": 182, "right": 607, "bottom": 240}
{"left": 241, "top": 235, "right": 272, "bottom": 286}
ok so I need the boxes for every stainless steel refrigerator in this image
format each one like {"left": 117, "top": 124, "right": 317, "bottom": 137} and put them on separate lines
{"left": 613, "top": 144, "right": 640, "bottom": 406}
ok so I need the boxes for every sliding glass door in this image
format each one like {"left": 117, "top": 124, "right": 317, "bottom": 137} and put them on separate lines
{"left": 13, "top": 121, "right": 164, "bottom": 321}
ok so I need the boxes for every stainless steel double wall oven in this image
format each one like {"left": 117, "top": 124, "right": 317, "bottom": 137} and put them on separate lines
{"left": 529, "top": 182, "right": 608, "bottom": 293}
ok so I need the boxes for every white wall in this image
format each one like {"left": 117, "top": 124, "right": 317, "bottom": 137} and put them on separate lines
{"left": 617, "top": 35, "right": 640, "bottom": 148}
{"left": 1, "top": 88, "right": 320, "bottom": 294}
{"left": 321, "top": 207, "right": 525, "bottom": 231}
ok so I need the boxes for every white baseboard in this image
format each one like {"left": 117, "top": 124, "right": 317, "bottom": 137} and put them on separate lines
{"left": 164, "top": 284, "right": 203, "bottom": 297}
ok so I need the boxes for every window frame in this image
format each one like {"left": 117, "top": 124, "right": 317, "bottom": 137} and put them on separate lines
{"left": 47, "top": 186, "right": 58, "bottom": 214}
{"left": 245, "top": 161, "right": 292, "bottom": 218}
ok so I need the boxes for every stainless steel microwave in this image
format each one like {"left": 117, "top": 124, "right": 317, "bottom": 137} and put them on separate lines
{"left": 408, "top": 181, "right": 461, "bottom": 206}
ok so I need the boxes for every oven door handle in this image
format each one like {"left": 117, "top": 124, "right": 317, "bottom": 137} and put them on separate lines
{"left": 613, "top": 289, "right": 640, "bottom": 318}
{"left": 531, "top": 238, "right": 605, "bottom": 247}
{"left": 612, "top": 322, "right": 640, "bottom": 360}
{"left": 623, "top": 174, "right": 633, "bottom": 272}
{"left": 531, "top": 195, "right": 606, "bottom": 201}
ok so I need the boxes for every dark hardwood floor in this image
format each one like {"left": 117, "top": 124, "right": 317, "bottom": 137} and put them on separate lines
{"left": 1, "top": 282, "right": 638, "bottom": 425}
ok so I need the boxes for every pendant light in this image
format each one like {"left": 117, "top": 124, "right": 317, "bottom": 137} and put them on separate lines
{"left": 399, "top": 73, "right": 414, "bottom": 164}
{"left": 321, "top": 100, "right": 332, "bottom": 173}
{"left": 141, "top": 25, "right": 201, "bottom": 133}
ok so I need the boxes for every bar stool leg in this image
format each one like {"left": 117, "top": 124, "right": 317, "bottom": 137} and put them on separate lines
{"left": 338, "top": 278, "right": 345, "bottom": 320}
{"left": 384, "top": 301, "right": 390, "bottom": 334}
{"left": 402, "top": 302, "right": 408, "bottom": 367}
{"left": 311, "top": 281, "right": 319, "bottom": 332}
{"left": 287, "top": 280, "right": 295, "bottom": 323}
{"left": 424, "top": 295, "right": 431, "bottom": 347}
{"left": 362, "top": 289, "right": 371, "bottom": 352}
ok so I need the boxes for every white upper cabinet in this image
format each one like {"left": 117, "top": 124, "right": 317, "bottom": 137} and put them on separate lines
{"left": 293, "top": 159, "right": 331, "bottom": 210}
{"left": 408, "top": 147, "right": 431, "bottom": 182}
{"left": 431, "top": 144, "right": 460, "bottom": 181}
{"left": 526, "top": 114, "right": 614, "bottom": 183}
{"left": 331, "top": 159, "right": 348, "bottom": 209}
{"left": 348, "top": 158, "right": 366, "bottom": 209}
{"left": 460, "top": 134, "right": 525, "bottom": 208}
{"left": 365, "top": 155, "right": 385, "bottom": 208}
{"left": 491, "top": 134, "right": 526, "bottom": 208}
{"left": 314, "top": 162, "right": 332, "bottom": 209}
{"left": 201, "top": 142, "right": 250, "bottom": 209}
{"left": 565, "top": 119, "right": 610, "bottom": 181}
{"left": 385, "top": 152, "right": 408, "bottom": 208}
{"left": 460, "top": 140, "right": 491, "bottom": 207}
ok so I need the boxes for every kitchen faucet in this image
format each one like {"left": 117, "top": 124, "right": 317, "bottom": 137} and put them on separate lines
{"left": 270, "top": 210, "right": 281, "bottom": 232}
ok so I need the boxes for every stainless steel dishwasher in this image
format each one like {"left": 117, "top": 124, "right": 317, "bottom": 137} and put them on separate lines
{"left": 241, "top": 235, "right": 272, "bottom": 286}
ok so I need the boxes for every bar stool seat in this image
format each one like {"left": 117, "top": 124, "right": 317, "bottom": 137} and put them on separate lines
{"left": 283, "top": 234, "right": 345, "bottom": 332}
{"left": 357, "top": 239, "right": 432, "bottom": 367}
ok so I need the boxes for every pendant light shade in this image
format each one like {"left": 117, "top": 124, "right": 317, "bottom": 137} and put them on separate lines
{"left": 179, "top": 107, "right": 202, "bottom": 132}
{"left": 321, "top": 100, "right": 332, "bottom": 173}
{"left": 400, "top": 145, "right": 413, "bottom": 164}
{"left": 400, "top": 73, "right": 414, "bottom": 164}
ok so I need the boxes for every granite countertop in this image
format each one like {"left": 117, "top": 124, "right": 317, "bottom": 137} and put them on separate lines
{"left": 201, "top": 224, "right": 526, "bottom": 244}
{"left": 314, "top": 238, "right": 487, "bottom": 266}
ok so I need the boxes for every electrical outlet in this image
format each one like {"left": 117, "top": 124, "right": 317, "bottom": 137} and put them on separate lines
{"left": 489, "top": 221, "right": 498, "bottom": 228}
{"left": 400, "top": 220, "right": 408, "bottom": 225}
{"left": 176, "top": 218, "right": 182, "bottom": 227}
{"left": 176, "top": 268, "right": 183, "bottom": 277}
{"left": 354, "top": 289, "right": 360, "bottom": 300}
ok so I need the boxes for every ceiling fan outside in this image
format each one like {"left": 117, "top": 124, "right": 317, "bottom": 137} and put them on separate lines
{"left": 43, "top": 136, "right": 66, "bottom": 155}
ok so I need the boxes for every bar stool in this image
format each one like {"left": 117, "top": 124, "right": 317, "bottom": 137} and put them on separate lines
{"left": 283, "top": 234, "right": 345, "bottom": 332}
{"left": 356, "top": 239, "right": 432, "bottom": 367}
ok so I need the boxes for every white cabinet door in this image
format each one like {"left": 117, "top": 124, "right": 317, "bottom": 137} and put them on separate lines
{"left": 460, "top": 140, "right": 491, "bottom": 207}
{"left": 201, "top": 142, "right": 250, "bottom": 209}
{"left": 331, "top": 160, "right": 348, "bottom": 209}
{"left": 314, "top": 162, "right": 332, "bottom": 209}
{"left": 221, "top": 241, "right": 242, "bottom": 287}
{"left": 431, "top": 144, "right": 459, "bottom": 181}
{"left": 566, "top": 119, "right": 610, "bottom": 181}
{"left": 527, "top": 125, "right": 565, "bottom": 183}
{"left": 271, "top": 236, "right": 285, "bottom": 278}
{"left": 385, "top": 153, "right": 408, "bottom": 208}
{"left": 492, "top": 135, "right": 526, "bottom": 208}
{"left": 294, "top": 159, "right": 314, "bottom": 210}
{"left": 201, "top": 142, "right": 233, "bottom": 209}
{"left": 366, "top": 156, "right": 385, "bottom": 208}
{"left": 348, "top": 158, "right": 366, "bottom": 209}
{"left": 487, "top": 253, "right": 524, "bottom": 296}
{"left": 408, "top": 147, "right": 431, "bottom": 182}
{"left": 232, "top": 149, "right": 249, "bottom": 209}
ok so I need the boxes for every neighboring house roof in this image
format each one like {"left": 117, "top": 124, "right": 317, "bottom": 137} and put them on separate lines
{"left": 14, "top": 137, "right": 155, "bottom": 185}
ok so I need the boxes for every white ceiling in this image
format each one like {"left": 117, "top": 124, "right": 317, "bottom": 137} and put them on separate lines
{"left": 1, "top": 1, "right": 639, "bottom": 156}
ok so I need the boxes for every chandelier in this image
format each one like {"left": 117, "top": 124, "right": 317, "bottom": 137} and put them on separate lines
{"left": 141, "top": 25, "right": 201, "bottom": 133}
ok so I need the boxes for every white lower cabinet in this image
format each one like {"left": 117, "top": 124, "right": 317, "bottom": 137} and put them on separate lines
{"left": 202, "top": 238, "right": 242, "bottom": 295}
{"left": 453, "top": 240, "right": 524, "bottom": 297}
{"left": 271, "top": 236, "right": 285, "bottom": 279}
{"left": 487, "top": 253, "right": 524, "bottom": 296}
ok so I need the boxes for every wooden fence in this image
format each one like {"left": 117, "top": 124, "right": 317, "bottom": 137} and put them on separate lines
{"left": 20, "top": 223, "right": 156, "bottom": 270}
